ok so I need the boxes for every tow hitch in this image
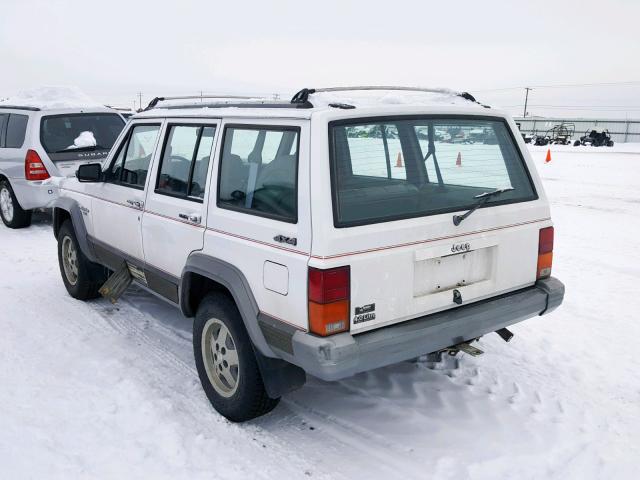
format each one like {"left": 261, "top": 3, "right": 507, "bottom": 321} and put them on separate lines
{"left": 449, "top": 342, "right": 484, "bottom": 357}
{"left": 426, "top": 327, "right": 515, "bottom": 361}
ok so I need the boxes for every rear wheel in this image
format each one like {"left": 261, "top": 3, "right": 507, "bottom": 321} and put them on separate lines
{"left": 57, "top": 220, "right": 107, "bottom": 300}
{"left": 0, "top": 180, "right": 32, "bottom": 229}
{"left": 193, "top": 293, "right": 279, "bottom": 422}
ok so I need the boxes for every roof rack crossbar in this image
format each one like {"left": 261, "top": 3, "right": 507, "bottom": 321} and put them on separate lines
{"left": 145, "top": 94, "right": 263, "bottom": 110}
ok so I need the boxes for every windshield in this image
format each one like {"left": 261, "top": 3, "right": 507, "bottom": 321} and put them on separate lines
{"left": 330, "top": 117, "right": 536, "bottom": 227}
{"left": 40, "top": 113, "right": 125, "bottom": 153}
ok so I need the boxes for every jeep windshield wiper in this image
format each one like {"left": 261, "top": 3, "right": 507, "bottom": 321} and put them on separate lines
{"left": 55, "top": 145, "right": 108, "bottom": 153}
{"left": 452, "top": 187, "right": 514, "bottom": 226}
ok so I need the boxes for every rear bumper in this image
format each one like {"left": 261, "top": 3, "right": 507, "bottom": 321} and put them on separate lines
{"left": 9, "top": 177, "right": 58, "bottom": 210}
{"left": 271, "top": 277, "right": 564, "bottom": 381}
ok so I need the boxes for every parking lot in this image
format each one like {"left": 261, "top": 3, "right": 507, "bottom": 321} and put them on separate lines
{"left": 0, "top": 144, "right": 638, "bottom": 479}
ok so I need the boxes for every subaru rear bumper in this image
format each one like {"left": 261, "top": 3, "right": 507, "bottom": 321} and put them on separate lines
{"left": 263, "top": 277, "right": 564, "bottom": 381}
{"left": 10, "top": 178, "right": 58, "bottom": 210}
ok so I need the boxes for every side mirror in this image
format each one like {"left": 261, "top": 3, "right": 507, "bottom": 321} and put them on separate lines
{"left": 76, "top": 163, "right": 103, "bottom": 182}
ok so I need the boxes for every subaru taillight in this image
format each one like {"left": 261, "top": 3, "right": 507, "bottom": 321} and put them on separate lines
{"left": 308, "top": 266, "right": 350, "bottom": 336}
{"left": 537, "top": 227, "right": 554, "bottom": 279}
{"left": 25, "top": 149, "right": 50, "bottom": 181}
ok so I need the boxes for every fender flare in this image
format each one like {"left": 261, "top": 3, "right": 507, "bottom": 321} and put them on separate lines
{"left": 180, "top": 253, "right": 307, "bottom": 397}
{"left": 52, "top": 197, "right": 98, "bottom": 263}
{"left": 180, "top": 253, "right": 276, "bottom": 358}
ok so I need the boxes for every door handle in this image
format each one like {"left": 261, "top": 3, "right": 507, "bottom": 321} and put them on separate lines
{"left": 179, "top": 213, "right": 202, "bottom": 224}
{"left": 126, "top": 199, "right": 144, "bottom": 209}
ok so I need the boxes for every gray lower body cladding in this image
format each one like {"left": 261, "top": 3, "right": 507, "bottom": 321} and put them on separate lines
{"left": 262, "top": 277, "right": 565, "bottom": 381}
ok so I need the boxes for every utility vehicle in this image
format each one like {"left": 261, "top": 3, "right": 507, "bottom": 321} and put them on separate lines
{"left": 52, "top": 87, "right": 565, "bottom": 421}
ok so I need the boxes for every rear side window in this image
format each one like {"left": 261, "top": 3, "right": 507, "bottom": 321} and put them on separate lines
{"left": 217, "top": 126, "right": 299, "bottom": 222}
{"left": 5, "top": 114, "right": 28, "bottom": 148}
{"left": 330, "top": 117, "right": 536, "bottom": 227}
{"left": 156, "top": 124, "right": 216, "bottom": 200}
{"left": 107, "top": 124, "right": 161, "bottom": 188}
{"left": 0, "top": 114, "right": 7, "bottom": 146}
{"left": 40, "top": 113, "right": 124, "bottom": 153}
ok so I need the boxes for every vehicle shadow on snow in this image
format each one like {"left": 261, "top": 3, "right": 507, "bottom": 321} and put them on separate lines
{"left": 62, "top": 227, "right": 571, "bottom": 461}
{"left": 91, "top": 282, "right": 577, "bottom": 469}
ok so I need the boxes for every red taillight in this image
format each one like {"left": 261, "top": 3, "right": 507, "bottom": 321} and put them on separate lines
{"left": 537, "top": 227, "right": 554, "bottom": 279}
{"left": 308, "top": 266, "right": 350, "bottom": 336}
{"left": 25, "top": 150, "right": 50, "bottom": 181}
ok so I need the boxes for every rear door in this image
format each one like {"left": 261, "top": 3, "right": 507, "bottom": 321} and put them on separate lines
{"left": 204, "top": 119, "right": 311, "bottom": 330}
{"left": 141, "top": 119, "right": 220, "bottom": 293}
{"left": 313, "top": 114, "right": 549, "bottom": 333}
{"left": 39, "top": 112, "right": 125, "bottom": 177}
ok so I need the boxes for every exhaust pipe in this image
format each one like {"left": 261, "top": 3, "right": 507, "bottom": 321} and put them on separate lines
{"left": 495, "top": 327, "right": 514, "bottom": 342}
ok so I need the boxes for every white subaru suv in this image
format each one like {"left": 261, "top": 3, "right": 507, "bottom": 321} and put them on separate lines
{"left": 52, "top": 87, "right": 565, "bottom": 422}
{"left": 0, "top": 103, "right": 125, "bottom": 228}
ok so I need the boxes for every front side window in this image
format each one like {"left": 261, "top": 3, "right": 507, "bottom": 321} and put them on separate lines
{"left": 331, "top": 117, "right": 536, "bottom": 226}
{"left": 107, "top": 124, "right": 160, "bottom": 188}
{"left": 5, "top": 114, "right": 28, "bottom": 148}
{"left": 156, "top": 124, "right": 216, "bottom": 200}
{"left": 218, "top": 126, "right": 299, "bottom": 222}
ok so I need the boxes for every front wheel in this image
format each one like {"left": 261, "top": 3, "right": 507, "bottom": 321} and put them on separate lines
{"left": 193, "top": 293, "right": 279, "bottom": 422}
{"left": 57, "top": 220, "right": 107, "bottom": 300}
{"left": 0, "top": 180, "right": 32, "bottom": 229}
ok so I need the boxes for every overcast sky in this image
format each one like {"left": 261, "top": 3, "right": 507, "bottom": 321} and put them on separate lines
{"left": 1, "top": 0, "right": 639, "bottom": 117}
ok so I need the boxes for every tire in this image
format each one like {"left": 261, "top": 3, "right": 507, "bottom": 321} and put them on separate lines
{"left": 0, "top": 180, "right": 32, "bottom": 229}
{"left": 573, "top": 140, "right": 580, "bottom": 147}
{"left": 608, "top": 140, "right": 614, "bottom": 147}
{"left": 57, "top": 220, "right": 107, "bottom": 300}
{"left": 193, "top": 292, "right": 279, "bottom": 422}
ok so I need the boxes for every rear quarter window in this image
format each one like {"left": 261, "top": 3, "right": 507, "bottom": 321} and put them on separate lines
{"left": 5, "top": 114, "right": 28, "bottom": 148}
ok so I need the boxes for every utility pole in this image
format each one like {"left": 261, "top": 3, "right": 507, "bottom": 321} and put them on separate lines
{"left": 523, "top": 87, "right": 532, "bottom": 117}
{"left": 200, "top": 90, "right": 203, "bottom": 102}
{"left": 137, "top": 92, "right": 143, "bottom": 111}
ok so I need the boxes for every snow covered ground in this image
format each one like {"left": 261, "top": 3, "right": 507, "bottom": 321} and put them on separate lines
{"left": 1, "top": 145, "right": 639, "bottom": 479}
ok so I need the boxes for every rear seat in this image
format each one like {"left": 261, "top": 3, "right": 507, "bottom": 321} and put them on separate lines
{"left": 337, "top": 176, "right": 420, "bottom": 222}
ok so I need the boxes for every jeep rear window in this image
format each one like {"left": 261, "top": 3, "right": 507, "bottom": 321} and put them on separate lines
{"left": 329, "top": 117, "right": 536, "bottom": 227}
{"left": 40, "top": 113, "right": 125, "bottom": 153}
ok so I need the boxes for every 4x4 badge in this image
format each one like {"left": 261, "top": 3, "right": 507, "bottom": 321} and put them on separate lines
{"left": 273, "top": 235, "right": 297, "bottom": 246}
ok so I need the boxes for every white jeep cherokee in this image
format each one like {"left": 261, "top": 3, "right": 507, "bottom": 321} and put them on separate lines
{"left": 52, "top": 87, "right": 565, "bottom": 422}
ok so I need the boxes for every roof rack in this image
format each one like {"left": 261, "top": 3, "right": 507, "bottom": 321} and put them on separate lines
{"left": 290, "top": 86, "right": 485, "bottom": 108}
{"left": 143, "top": 86, "right": 488, "bottom": 112}
{"left": 0, "top": 105, "right": 41, "bottom": 111}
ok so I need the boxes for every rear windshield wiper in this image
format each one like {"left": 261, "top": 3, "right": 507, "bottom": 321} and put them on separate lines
{"left": 54, "top": 145, "right": 108, "bottom": 153}
{"left": 452, "top": 187, "right": 514, "bottom": 226}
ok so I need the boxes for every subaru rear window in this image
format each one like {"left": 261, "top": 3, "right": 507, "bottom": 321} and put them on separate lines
{"left": 40, "top": 113, "right": 125, "bottom": 153}
{"left": 330, "top": 117, "right": 536, "bottom": 227}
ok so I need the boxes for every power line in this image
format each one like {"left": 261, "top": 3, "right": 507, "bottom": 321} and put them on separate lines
{"left": 476, "top": 80, "right": 640, "bottom": 93}
{"left": 500, "top": 104, "right": 640, "bottom": 111}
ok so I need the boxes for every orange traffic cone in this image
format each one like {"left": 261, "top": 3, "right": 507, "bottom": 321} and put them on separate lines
{"left": 545, "top": 149, "right": 552, "bottom": 163}
{"left": 395, "top": 152, "right": 403, "bottom": 168}
{"left": 456, "top": 152, "right": 462, "bottom": 167}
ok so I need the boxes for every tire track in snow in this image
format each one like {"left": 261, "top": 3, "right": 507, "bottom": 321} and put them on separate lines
{"left": 86, "top": 292, "right": 426, "bottom": 477}
{"left": 84, "top": 293, "right": 337, "bottom": 480}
